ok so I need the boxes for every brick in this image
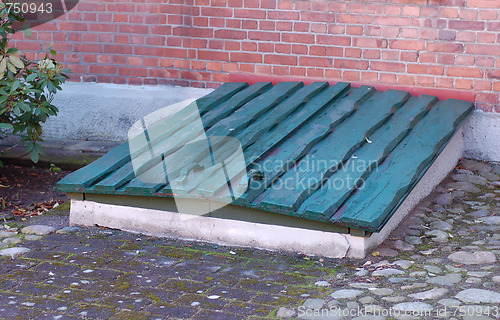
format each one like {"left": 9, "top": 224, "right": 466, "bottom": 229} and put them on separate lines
{"left": 89, "top": 65, "right": 118, "bottom": 74}
{"left": 173, "top": 27, "right": 213, "bottom": 38}
{"left": 441, "top": 8, "right": 459, "bottom": 18}
{"left": 230, "top": 52, "right": 262, "bottom": 63}
{"left": 380, "top": 73, "right": 397, "bottom": 84}
{"left": 427, "top": 42, "right": 463, "bottom": 53}
{"left": 401, "top": 52, "right": 418, "bottom": 62}
{"left": 264, "top": 54, "right": 297, "bottom": 65}
{"left": 337, "top": 14, "right": 372, "bottom": 24}
{"left": 361, "top": 71, "right": 379, "bottom": 82}
{"left": 476, "top": 93, "right": 499, "bottom": 104}
{"left": 438, "top": 30, "right": 456, "bottom": 41}
{"left": 346, "top": 26, "right": 363, "bottom": 35}
{"left": 282, "top": 33, "right": 315, "bottom": 44}
{"left": 326, "top": 47, "right": 343, "bottom": 57}
{"left": 225, "top": 41, "right": 240, "bottom": 51}
{"left": 363, "top": 49, "right": 380, "bottom": 59}
{"left": 455, "top": 79, "right": 474, "bottom": 90}
{"left": 325, "top": 69, "right": 342, "bottom": 79}
{"left": 290, "top": 67, "right": 306, "bottom": 77}
{"left": 467, "top": 0, "right": 500, "bottom": 8}
{"left": 346, "top": 48, "right": 362, "bottom": 58}
{"left": 447, "top": 67, "right": 484, "bottom": 78}
{"left": 487, "top": 70, "right": 500, "bottom": 79}
{"left": 75, "top": 43, "right": 102, "bottom": 53}
{"left": 475, "top": 80, "right": 493, "bottom": 91}
{"left": 486, "top": 22, "right": 500, "bottom": 31}
{"left": 258, "top": 42, "right": 274, "bottom": 52}
{"left": 119, "top": 67, "right": 148, "bottom": 77}
{"left": 449, "top": 20, "right": 485, "bottom": 30}
{"left": 373, "top": 16, "right": 410, "bottom": 26}
{"left": 353, "top": 38, "right": 387, "bottom": 48}
{"left": 477, "top": 57, "right": 494, "bottom": 67}
{"left": 371, "top": 61, "right": 405, "bottom": 72}
{"left": 292, "top": 44, "right": 308, "bottom": 55}
{"left": 316, "top": 35, "right": 351, "bottom": 46}
{"left": 309, "top": 46, "right": 326, "bottom": 56}
{"left": 419, "top": 53, "right": 436, "bottom": 63}
{"left": 343, "top": 71, "right": 360, "bottom": 81}
{"left": 390, "top": 40, "right": 425, "bottom": 51}
{"left": 60, "top": 22, "right": 88, "bottom": 31}
{"left": 261, "top": 21, "right": 277, "bottom": 31}
{"left": 234, "top": 8, "right": 266, "bottom": 19}
{"left": 402, "top": 6, "right": 420, "bottom": 16}
{"left": 400, "top": 28, "right": 418, "bottom": 38}
{"left": 299, "top": 57, "right": 332, "bottom": 67}
{"left": 248, "top": 31, "right": 280, "bottom": 41}
{"left": 436, "top": 77, "right": 454, "bottom": 88}
{"left": 293, "top": 22, "right": 310, "bottom": 33}
{"left": 198, "top": 50, "right": 229, "bottom": 61}
{"left": 466, "top": 44, "right": 500, "bottom": 54}
{"left": 407, "top": 64, "right": 444, "bottom": 75}
{"left": 477, "top": 32, "right": 496, "bottom": 43}
{"left": 215, "top": 30, "right": 246, "bottom": 40}
{"left": 437, "top": 54, "right": 455, "bottom": 64}
{"left": 479, "top": 10, "right": 497, "bottom": 20}
{"left": 267, "top": 10, "right": 299, "bottom": 20}
{"left": 307, "top": 68, "right": 324, "bottom": 77}
{"left": 334, "top": 59, "right": 369, "bottom": 70}
{"left": 273, "top": 66, "right": 289, "bottom": 76}
{"left": 417, "top": 76, "right": 435, "bottom": 87}
{"left": 398, "top": 74, "right": 416, "bottom": 86}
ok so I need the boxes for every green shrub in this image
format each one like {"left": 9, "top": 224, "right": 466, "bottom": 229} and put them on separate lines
{"left": 0, "top": 1, "right": 69, "bottom": 163}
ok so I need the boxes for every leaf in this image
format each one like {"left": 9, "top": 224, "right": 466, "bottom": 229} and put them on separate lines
{"left": 30, "top": 148, "right": 39, "bottom": 163}
{"left": 0, "top": 58, "right": 6, "bottom": 74}
{"left": 9, "top": 55, "right": 24, "bottom": 69}
{"left": 0, "top": 123, "right": 13, "bottom": 129}
{"left": 50, "top": 49, "right": 57, "bottom": 56}
{"left": 23, "top": 24, "right": 32, "bottom": 38}
{"left": 6, "top": 48, "right": 18, "bottom": 54}
{"left": 7, "top": 61, "right": 16, "bottom": 73}
{"left": 17, "top": 100, "right": 30, "bottom": 112}
{"left": 26, "top": 73, "right": 37, "bottom": 82}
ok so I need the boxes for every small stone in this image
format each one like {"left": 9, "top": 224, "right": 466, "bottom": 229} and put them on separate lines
{"left": 405, "top": 236, "right": 422, "bottom": 245}
{"left": 0, "top": 247, "right": 30, "bottom": 257}
{"left": 276, "top": 307, "right": 296, "bottom": 318}
{"left": 446, "top": 182, "right": 481, "bottom": 193}
{"left": 408, "top": 288, "right": 448, "bottom": 300}
{"left": 409, "top": 271, "right": 427, "bottom": 277}
{"left": 381, "top": 296, "right": 405, "bottom": 302}
{"left": 330, "top": 289, "right": 363, "bottom": 299}
{"left": 455, "top": 289, "right": 500, "bottom": 304}
{"left": 429, "top": 221, "right": 453, "bottom": 231}
{"left": 452, "top": 174, "right": 488, "bottom": 185}
{"left": 423, "top": 265, "right": 442, "bottom": 274}
{"left": 302, "top": 299, "right": 325, "bottom": 310}
{"left": 376, "top": 247, "right": 398, "bottom": 257}
{"left": 392, "top": 302, "right": 433, "bottom": 313}
{"left": 425, "top": 230, "right": 449, "bottom": 243}
{"left": 427, "top": 273, "right": 462, "bottom": 286}
{"left": 346, "top": 301, "right": 359, "bottom": 310}
{"left": 2, "top": 237, "right": 21, "bottom": 245}
{"left": 465, "top": 277, "right": 482, "bottom": 284}
{"left": 461, "top": 159, "right": 492, "bottom": 173}
{"left": 207, "top": 295, "right": 220, "bottom": 300}
{"left": 392, "top": 240, "right": 415, "bottom": 251}
{"left": 393, "top": 260, "right": 414, "bottom": 269}
{"left": 0, "top": 231, "right": 17, "bottom": 239}
{"left": 56, "top": 226, "right": 79, "bottom": 234}
{"left": 467, "top": 271, "right": 490, "bottom": 277}
{"left": 433, "top": 193, "right": 453, "bottom": 206}
{"left": 21, "top": 225, "right": 56, "bottom": 235}
{"left": 24, "top": 235, "right": 42, "bottom": 241}
{"left": 359, "top": 296, "right": 375, "bottom": 304}
{"left": 190, "top": 302, "right": 200, "bottom": 307}
{"left": 352, "top": 315, "right": 386, "bottom": 320}
{"left": 478, "top": 216, "right": 500, "bottom": 225}
{"left": 448, "top": 251, "right": 497, "bottom": 264}
{"left": 479, "top": 171, "right": 500, "bottom": 181}
{"left": 349, "top": 283, "right": 377, "bottom": 289}
{"left": 437, "top": 298, "right": 461, "bottom": 307}
{"left": 372, "top": 268, "right": 405, "bottom": 277}
{"left": 371, "top": 288, "right": 394, "bottom": 296}
{"left": 314, "top": 281, "right": 330, "bottom": 287}
{"left": 355, "top": 269, "right": 369, "bottom": 277}
{"left": 492, "top": 276, "right": 500, "bottom": 283}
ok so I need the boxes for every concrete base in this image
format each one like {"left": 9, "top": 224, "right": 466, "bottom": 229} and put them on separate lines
{"left": 69, "top": 127, "right": 464, "bottom": 258}
{"left": 43, "top": 83, "right": 212, "bottom": 141}
{"left": 464, "top": 111, "right": 500, "bottom": 164}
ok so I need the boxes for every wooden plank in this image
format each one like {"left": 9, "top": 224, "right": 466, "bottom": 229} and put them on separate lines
{"left": 205, "top": 82, "right": 304, "bottom": 138}
{"left": 201, "top": 82, "right": 273, "bottom": 128}
{"left": 299, "top": 95, "right": 438, "bottom": 221}
{"left": 336, "top": 99, "right": 474, "bottom": 231}
{"left": 258, "top": 89, "right": 410, "bottom": 214}
{"left": 55, "top": 142, "right": 131, "bottom": 192}
{"left": 237, "top": 83, "right": 365, "bottom": 204}
{"left": 190, "top": 82, "right": 329, "bottom": 196}
{"left": 93, "top": 161, "right": 136, "bottom": 193}
{"left": 195, "top": 82, "right": 249, "bottom": 115}
{"left": 188, "top": 82, "right": 353, "bottom": 199}
{"left": 150, "top": 82, "right": 303, "bottom": 184}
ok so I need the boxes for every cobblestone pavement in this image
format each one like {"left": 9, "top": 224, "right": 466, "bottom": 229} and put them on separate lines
{"left": 1, "top": 158, "right": 500, "bottom": 320}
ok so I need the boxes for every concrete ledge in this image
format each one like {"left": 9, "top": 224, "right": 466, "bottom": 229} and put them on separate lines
{"left": 69, "top": 128, "right": 463, "bottom": 258}
{"left": 464, "top": 111, "right": 500, "bottom": 163}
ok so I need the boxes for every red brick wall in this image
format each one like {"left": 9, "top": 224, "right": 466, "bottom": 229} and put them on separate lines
{"left": 13, "top": 0, "right": 500, "bottom": 112}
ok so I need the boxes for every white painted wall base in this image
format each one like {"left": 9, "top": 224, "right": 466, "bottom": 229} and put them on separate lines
{"left": 463, "top": 111, "right": 500, "bottom": 164}
{"left": 69, "top": 127, "right": 463, "bottom": 258}
{"left": 43, "top": 83, "right": 213, "bottom": 141}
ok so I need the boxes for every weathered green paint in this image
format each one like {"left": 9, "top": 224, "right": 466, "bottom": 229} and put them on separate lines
{"left": 336, "top": 99, "right": 474, "bottom": 231}
{"left": 259, "top": 89, "right": 410, "bottom": 214}
{"left": 299, "top": 95, "right": 438, "bottom": 221}
{"left": 56, "top": 82, "right": 474, "bottom": 234}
